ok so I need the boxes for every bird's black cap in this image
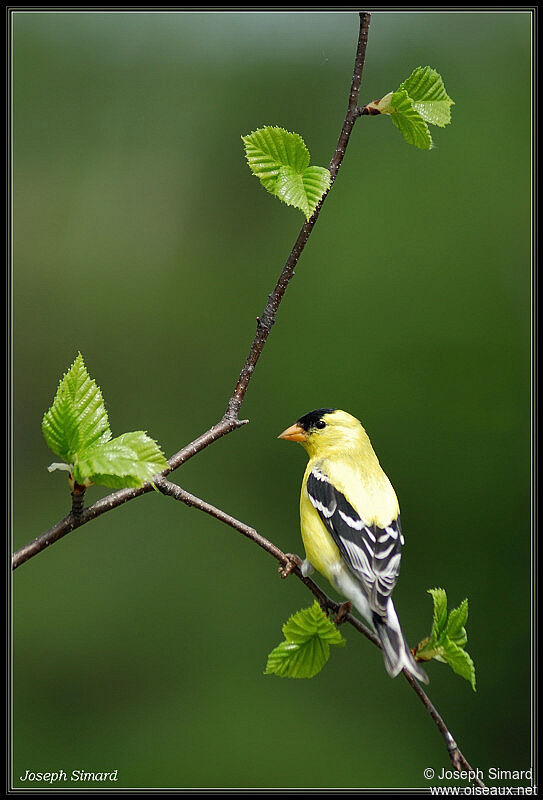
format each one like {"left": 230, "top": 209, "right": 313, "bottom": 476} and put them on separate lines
{"left": 297, "top": 408, "right": 336, "bottom": 432}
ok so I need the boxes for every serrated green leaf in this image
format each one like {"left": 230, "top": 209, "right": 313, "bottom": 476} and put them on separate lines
{"left": 72, "top": 431, "right": 168, "bottom": 489}
{"left": 417, "top": 589, "right": 476, "bottom": 689}
{"left": 446, "top": 598, "right": 469, "bottom": 647}
{"left": 283, "top": 601, "right": 346, "bottom": 646}
{"left": 274, "top": 165, "right": 331, "bottom": 220}
{"left": 398, "top": 66, "right": 454, "bottom": 128}
{"left": 265, "top": 637, "right": 330, "bottom": 679}
{"left": 42, "top": 353, "right": 111, "bottom": 462}
{"left": 243, "top": 126, "right": 309, "bottom": 187}
{"left": 428, "top": 588, "right": 448, "bottom": 643}
{"left": 242, "top": 126, "right": 330, "bottom": 220}
{"left": 281, "top": 606, "right": 315, "bottom": 643}
{"left": 266, "top": 602, "right": 345, "bottom": 679}
{"left": 441, "top": 639, "right": 476, "bottom": 691}
{"left": 364, "top": 67, "right": 453, "bottom": 149}
{"left": 390, "top": 89, "right": 433, "bottom": 150}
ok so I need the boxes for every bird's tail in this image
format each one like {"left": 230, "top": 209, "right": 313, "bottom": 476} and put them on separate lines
{"left": 372, "top": 601, "right": 429, "bottom": 684}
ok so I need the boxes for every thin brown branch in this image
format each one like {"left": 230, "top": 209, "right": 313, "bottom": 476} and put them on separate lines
{"left": 70, "top": 482, "right": 86, "bottom": 518}
{"left": 12, "top": 13, "right": 372, "bottom": 571}
{"left": 403, "top": 672, "right": 484, "bottom": 784}
{"left": 154, "top": 476, "right": 484, "bottom": 788}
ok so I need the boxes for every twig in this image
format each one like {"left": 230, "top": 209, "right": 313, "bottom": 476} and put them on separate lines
{"left": 12, "top": 12, "right": 372, "bottom": 571}
{"left": 70, "top": 481, "right": 86, "bottom": 518}
{"left": 154, "top": 476, "right": 484, "bottom": 788}
{"left": 403, "top": 672, "right": 484, "bottom": 783}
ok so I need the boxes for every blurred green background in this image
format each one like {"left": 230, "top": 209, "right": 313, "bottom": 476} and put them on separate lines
{"left": 12, "top": 10, "right": 532, "bottom": 791}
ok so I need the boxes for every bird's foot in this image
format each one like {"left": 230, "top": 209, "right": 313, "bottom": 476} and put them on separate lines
{"left": 335, "top": 601, "right": 352, "bottom": 625}
{"left": 279, "top": 553, "right": 303, "bottom": 579}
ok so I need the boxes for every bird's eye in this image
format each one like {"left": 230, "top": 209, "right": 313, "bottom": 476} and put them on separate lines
{"left": 315, "top": 420, "right": 326, "bottom": 430}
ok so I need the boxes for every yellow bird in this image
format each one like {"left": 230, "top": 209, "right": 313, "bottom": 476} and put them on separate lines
{"left": 279, "top": 408, "right": 428, "bottom": 683}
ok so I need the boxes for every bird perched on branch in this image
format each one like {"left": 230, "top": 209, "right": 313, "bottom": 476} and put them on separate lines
{"left": 278, "top": 408, "right": 428, "bottom": 683}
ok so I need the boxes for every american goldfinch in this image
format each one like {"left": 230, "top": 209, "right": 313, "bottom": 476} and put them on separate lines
{"left": 279, "top": 408, "right": 428, "bottom": 683}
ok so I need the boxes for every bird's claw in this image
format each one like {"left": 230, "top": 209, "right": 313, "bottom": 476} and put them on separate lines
{"left": 335, "top": 601, "right": 352, "bottom": 625}
{"left": 279, "top": 553, "right": 303, "bottom": 579}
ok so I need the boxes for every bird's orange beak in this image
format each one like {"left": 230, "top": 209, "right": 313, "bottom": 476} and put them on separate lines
{"left": 278, "top": 422, "right": 306, "bottom": 442}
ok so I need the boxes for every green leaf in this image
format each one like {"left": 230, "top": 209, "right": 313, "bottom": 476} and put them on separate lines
{"left": 265, "top": 637, "right": 330, "bottom": 679}
{"left": 42, "top": 352, "right": 111, "bottom": 463}
{"left": 428, "top": 587, "right": 448, "bottom": 644}
{"left": 242, "top": 126, "right": 331, "bottom": 220}
{"left": 43, "top": 354, "right": 169, "bottom": 492}
{"left": 441, "top": 640, "right": 476, "bottom": 692}
{"left": 446, "top": 598, "right": 469, "bottom": 648}
{"left": 283, "top": 601, "right": 346, "bottom": 647}
{"left": 365, "top": 67, "right": 453, "bottom": 149}
{"left": 398, "top": 66, "right": 454, "bottom": 128}
{"left": 265, "top": 601, "right": 346, "bottom": 679}
{"left": 390, "top": 89, "right": 433, "bottom": 150}
{"left": 72, "top": 431, "right": 168, "bottom": 489}
{"left": 415, "top": 589, "right": 476, "bottom": 690}
{"left": 243, "top": 126, "right": 309, "bottom": 188}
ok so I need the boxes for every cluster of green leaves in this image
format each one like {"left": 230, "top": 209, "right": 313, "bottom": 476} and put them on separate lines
{"left": 414, "top": 588, "right": 476, "bottom": 691}
{"left": 369, "top": 66, "right": 454, "bottom": 150}
{"left": 242, "top": 126, "right": 331, "bottom": 221}
{"left": 265, "top": 601, "right": 346, "bottom": 678}
{"left": 242, "top": 68, "right": 453, "bottom": 220}
{"left": 267, "top": 589, "right": 475, "bottom": 689}
{"left": 42, "top": 353, "right": 168, "bottom": 490}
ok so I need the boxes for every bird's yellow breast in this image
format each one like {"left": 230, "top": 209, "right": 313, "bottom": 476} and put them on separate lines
{"left": 299, "top": 454, "right": 400, "bottom": 583}
{"left": 304, "top": 455, "right": 399, "bottom": 527}
{"left": 299, "top": 489, "right": 341, "bottom": 583}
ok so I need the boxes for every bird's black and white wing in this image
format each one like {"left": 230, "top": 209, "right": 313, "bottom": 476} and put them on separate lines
{"left": 306, "top": 467, "right": 404, "bottom": 616}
